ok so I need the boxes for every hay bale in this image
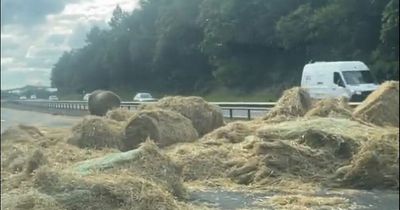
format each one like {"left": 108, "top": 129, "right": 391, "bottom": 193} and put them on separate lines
{"left": 88, "top": 90, "right": 121, "bottom": 116}
{"left": 353, "top": 81, "right": 399, "bottom": 127}
{"left": 105, "top": 108, "right": 135, "bottom": 122}
{"left": 305, "top": 97, "right": 352, "bottom": 118}
{"left": 140, "top": 96, "right": 224, "bottom": 136}
{"left": 263, "top": 87, "right": 312, "bottom": 121}
{"left": 123, "top": 109, "right": 198, "bottom": 151}
{"left": 337, "top": 132, "right": 399, "bottom": 189}
{"left": 67, "top": 116, "right": 123, "bottom": 150}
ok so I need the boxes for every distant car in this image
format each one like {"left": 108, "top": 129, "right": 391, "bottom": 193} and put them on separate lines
{"left": 48, "top": 95, "right": 59, "bottom": 101}
{"left": 133, "top": 93, "right": 157, "bottom": 102}
{"left": 19, "top": 96, "right": 27, "bottom": 100}
{"left": 30, "top": 95, "right": 37, "bottom": 100}
{"left": 83, "top": 93, "right": 91, "bottom": 101}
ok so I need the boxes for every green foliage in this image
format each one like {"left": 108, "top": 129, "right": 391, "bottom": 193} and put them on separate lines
{"left": 51, "top": 0, "right": 399, "bottom": 96}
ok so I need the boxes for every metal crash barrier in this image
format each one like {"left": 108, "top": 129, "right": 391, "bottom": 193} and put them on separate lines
{"left": 7, "top": 100, "right": 361, "bottom": 120}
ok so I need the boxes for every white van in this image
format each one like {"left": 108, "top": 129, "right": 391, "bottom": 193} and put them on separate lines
{"left": 301, "top": 61, "right": 378, "bottom": 102}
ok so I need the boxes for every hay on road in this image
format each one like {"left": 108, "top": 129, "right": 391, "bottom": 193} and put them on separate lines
{"left": 2, "top": 137, "right": 193, "bottom": 210}
{"left": 30, "top": 141, "right": 189, "bottom": 210}
{"left": 335, "top": 132, "right": 399, "bottom": 189}
{"left": 1, "top": 124, "right": 44, "bottom": 143}
{"left": 1, "top": 189, "right": 65, "bottom": 210}
{"left": 353, "top": 81, "right": 399, "bottom": 127}
{"left": 265, "top": 194, "right": 351, "bottom": 210}
{"left": 166, "top": 117, "right": 398, "bottom": 189}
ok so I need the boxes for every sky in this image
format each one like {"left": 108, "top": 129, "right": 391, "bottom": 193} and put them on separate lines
{"left": 1, "top": 0, "right": 139, "bottom": 90}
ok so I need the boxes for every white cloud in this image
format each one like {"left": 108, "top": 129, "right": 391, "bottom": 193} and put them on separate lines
{"left": 1, "top": 0, "right": 139, "bottom": 89}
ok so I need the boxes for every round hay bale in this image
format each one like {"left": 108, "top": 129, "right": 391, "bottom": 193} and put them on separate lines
{"left": 263, "top": 87, "right": 312, "bottom": 121}
{"left": 353, "top": 81, "right": 399, "bottom": 127}
{"left": 88, "top": 90, "right": 121, "bottom": 116}
{"left": 140, "top": 96, "right": 224, "bottom": 136}
{"left": 123, "top": 109, "right": 198, "bottom": 151}
{"left": 67, "top": 116, "right": 123, "bottom": 150}
{"left": 305, "top": 97, "right": 352, "bottom": 118}
{"left": 105, "top": 108, "right": 135, "bottom": 122}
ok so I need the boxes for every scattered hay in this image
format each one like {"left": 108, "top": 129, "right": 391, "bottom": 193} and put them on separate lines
{"left": 265, "top": 194, "right": 352, "bottom": 210}
{"left": 67, "top": 116, "right": 123, "bottom": 150}
{"left": 105, "top": 108, "right": 135, "bottom": 122}
{"left": 1, "top": 144, "right": 47, "bottom": 176}
{"left": 25, "top": 149, "right": 48, "bottom": 174}
{"left": 1, "top": 189, "right": 65, "bottom": 210}
{"left": 335, "top": 132, "right": 399, "bottom": 189}
{"left": 33, "top": 168, "right": 189, "bottom": 210}
{"left": 140, "top": 96, "right": 224, "bottom": 136}
{"left": 263, "top": 87, "right": 312, "bottom": 121}
{"left": 166, "top": 117, "right": 397, "bottom": 188}
{"left": 201, "top": 121, "right": 262, "bottom": 143}
{"left": 256, "top": 118, "right": 384, "bottom": 142}
{"left": 1, "top": 125, "right": 49, "bottom": 178}
{"left": 1, "top": 127, "right": 201, "bottom": 210}
{"left": 1, "top": 124, "right": 44, "bottom": 143}
{"left": 164, "top": 142, "right": 234, "bottom": 181}
{"left": 72, "top": 140, "right": 186, "bottom": 198}
{"left": 353, "top": 81, "right": 399, "bottom": 127}
{"left": 123, "top": 109, "right": 198, "bottom": 151}
{"left": 305, "top": 97, "right": 352, "bottom": 118}
{"left": 30, "top": 141, "right": 190, "bottom": 210}
{"left": 88, "top": 90, "right": 121, "bottom": 116}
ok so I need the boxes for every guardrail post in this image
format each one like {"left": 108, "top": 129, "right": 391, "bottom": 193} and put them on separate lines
{"left": 247, "top": 109, "right": 251, "bottom": 120}
{"left": 229, "top": 109, "right": 233, "bottom": 120}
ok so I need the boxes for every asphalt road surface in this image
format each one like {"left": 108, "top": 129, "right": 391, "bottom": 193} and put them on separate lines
{"left": 1, "top": 108, "right": 80, "bottom": 133}
{"left": 190, "top": 188, "right": 399, "bottom": 210}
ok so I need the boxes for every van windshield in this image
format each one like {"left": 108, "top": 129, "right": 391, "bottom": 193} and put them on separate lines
{"left": 342, "top": 71, "right": 374, "bottom": 85}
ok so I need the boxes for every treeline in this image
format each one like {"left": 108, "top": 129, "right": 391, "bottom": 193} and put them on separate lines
{"left": 51, "top": 0, "right": 399, "bottom": 95}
